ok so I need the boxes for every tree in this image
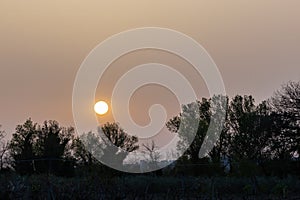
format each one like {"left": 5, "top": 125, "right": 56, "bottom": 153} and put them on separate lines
{"left": 270, "top": 81, "right": 300, "bottom": 157}
{"left": 271, "top": 81, "right": 300, "bottom": 119}
{"left": 101, "top": 122, "right": 139, "bottom": 152}
{"left": 142, "top": 140, "right": 161, "bottom": 165}
{"left": 167, "top": 96, "right": 228, "bottom": 164}
{"left": 166, "top": 95, "right": 287, "bottom": 176}
{"left": 10, "top": 119, "right": 75, "bottom": 175}
{"left": 73, "top": 122, "right": 139, "bottom": 172}
{"left": 35, "top": 120, "right": 75, "bottom": 175}
{"left": 10, "top": 119, "right": 38, "bottom": 174}
{"left": 166, "top": 96, "right": 229, "bottom": 176}
{"left": 0, "top": 125, "right": 10, "bottom": 171}
{"left": 227, "top": 95, "right": 264, "bottom": 161}
{"left": 72, "top": 131, "right": 103, "bottom": 166}
{"left": 167, "top": 98, "right": 210, "bottom": 163}
{"left": 203, "top": 95, "right": 229, "bottom": 163}
{"left": 99, "top": 122, "right": 139, "bottom": 168}
{"left": 226, "top": 96, "right": 281, "bottom": 175}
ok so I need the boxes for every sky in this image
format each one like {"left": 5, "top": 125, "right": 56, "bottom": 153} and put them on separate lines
{"left": 1, "top": 1, "right": 300, "bottom": 141}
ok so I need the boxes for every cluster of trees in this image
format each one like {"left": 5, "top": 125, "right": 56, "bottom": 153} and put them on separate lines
{"left": 0, "top": 120, "right": 138, "bottom": 176}
{"left": 167, "top": 81, "right": 299, "bottom": 176}
{"left": 0, "top": 81, "right": 299, "bottom": 177}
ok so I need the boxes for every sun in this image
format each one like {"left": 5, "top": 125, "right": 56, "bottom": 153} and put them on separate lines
{"left": 94, "top": 101, "right": 109, "bottom": 115}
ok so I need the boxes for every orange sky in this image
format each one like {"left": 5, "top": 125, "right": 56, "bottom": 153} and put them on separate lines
{"left": 1, "top": 1, "right": 300, "bottom": 138}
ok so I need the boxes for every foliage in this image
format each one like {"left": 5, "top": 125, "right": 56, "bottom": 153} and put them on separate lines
{"left": 72, "top": 122, "right": 139, "bottom": 171}
{"left": 142, "top": 140, "right": 161, "bottom": 164}
{"left": 1, "top": 80, "right": 299, "bottom": 179}
{"left": 101, "top": 122, "right": 139, "bottom": 152}
{"left": 71, "top": 131, "right": 102, "bottom": 166}
{"left": 166, "top": 98, "right": 211, "bottom": 163}
{"left": 9, "top": 119, "right": 38, "bottom": 174}
{"left": 166, "top": 80, "right": 300, "bottom": 177}
{"left": 0, "top": 125, "right": 10, "bottom": 171}
{"left": 99, "top": 122, "right": 139, "bottom": 169}
{"left": 9, "top": 119, "right": 75, "bottom": 176}
{"left": 270, "top": 80, "right": 300, "bottom": 158}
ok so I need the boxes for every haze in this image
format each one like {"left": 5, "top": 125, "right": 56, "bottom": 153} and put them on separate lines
{"left": 1, "top": 1, "right": 300, "bottom": 137}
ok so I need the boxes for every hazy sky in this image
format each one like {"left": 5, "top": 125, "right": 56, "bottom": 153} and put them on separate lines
{"left": 1, "top": 1, "right": 300, "bottom": 138}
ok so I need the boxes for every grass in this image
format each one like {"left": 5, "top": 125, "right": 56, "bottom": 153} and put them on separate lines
{"left": 1, "top": 172, "right": 300, "bottom": 199}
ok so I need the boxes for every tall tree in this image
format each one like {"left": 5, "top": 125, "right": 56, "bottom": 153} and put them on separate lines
{"left": 166, "top": 96, "right": 228, "bottom": 175}
{"left": 270, "top": 81, "right": 300, "bottom": 158}
{"left": 10, "top": 119, "right": 38, "bottom": 174}
{"left": 10, "top": 119, "right": 74, "bottom": 175}
{"left": 227, "top": 97, "right": 276, "bottom": 163}
{"left": 167, "top": 98, "right": 210, "bottom": 163}
{"left": 228, "top": 95, "right": 260, "bottom": 161}
{"left": 167, "top": 96, "right": 228, "bottom": 162}
{"left": 35, "top": 120, "right": 74, "bottom": 175}
{"left": 0, "top": 125, "right": 10, "bottom": 171}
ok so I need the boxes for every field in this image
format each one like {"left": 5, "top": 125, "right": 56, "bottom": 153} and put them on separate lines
{"left": 1, "top": 172, "right": 300, "bottom": 199}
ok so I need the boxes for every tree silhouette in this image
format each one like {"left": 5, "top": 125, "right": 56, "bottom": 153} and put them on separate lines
{"left": 72, "top": 131, "right": 102, "bottom": 166}
{"left": 166, "top": 94, "right": 297, "bottom": 176}
{"left": 167, "top": 96, "right": 228, "bottom": 175}
{"left": 226, "top": 96, "right": 283, "bottom": 176}
{"left": 99, "top": 122, "right": 139, "bottom": 169}
{"left": 10, "top": 119, "right": 38, "bottom": 174}
{"left": 270, "top": 81, "right": 300, "bottom": 157}
{"left": 228, "top": 96, "right": 266, "bottom": 161}
{"left": 34, "top": 120, "right": 74, "bottom": 175}
{"left": 101, "top": 122, "right": 139, "bottom": 152}
{"left": 167, "top": 99, "right": 208, "bottom": 163}
{"left": 271, "top": 81, "right": 300, "bottom": 119}
{"left": 142, "top": 140, "right": 161, "bottom": 165}
{"left": 73, "top": 122, "right": 139, "bottom": 172}
{"left": 9, "top": 119, "right": 74, "bottom": 175}
{"left": 167, "top": 96, "right": 228, "bottom": 162}
{"left": 0, "top": 125, "right": 10, "bottom": 171}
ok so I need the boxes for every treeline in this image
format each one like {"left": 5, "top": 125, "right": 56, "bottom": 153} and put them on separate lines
{"left": 0, "top": 121, "right": 138, "bottom": 177}
{"left": 167, "top": 81, "right": 299, "bottom": 177}
{"left": 0, "top": 81, "right": 299, "bottom": 177}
